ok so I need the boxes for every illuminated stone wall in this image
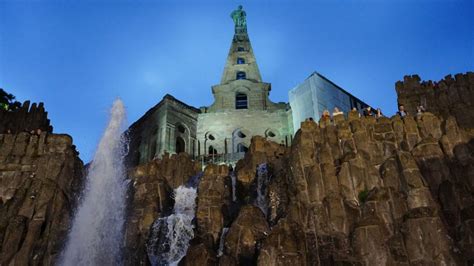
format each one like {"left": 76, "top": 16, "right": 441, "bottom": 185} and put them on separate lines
{"left": 125, "top": 95, "right": 199, "bottom": 166}
{"left": 196, "top": 28, "right": 293, "bottom": 156}
{"left": 197, "top": 109, "right": 292, "bottom": 156}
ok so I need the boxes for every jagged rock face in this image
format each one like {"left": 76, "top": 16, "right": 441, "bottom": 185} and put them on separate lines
{"left": 0, "top": 132, "right": 83, "bottom": 265}
{"left": 196, "top": 164, "right": 229, "bottom": 248}
{"left": 180, "top": 112, "right": 473, "bottom": 265}
{"left": 184, "top": 243, "right": 217, "bottom": 265}
{"left": 224, "top": 206, "right": 269, "bottom": 264}
{"left": 235, "top": 136, "right": 287, "bottom": 188}
{"left": 270, "top": 113, "right": 472, "bottom": 265}
{"left": 123, "top": 152, "right": 200, "bottom": 265}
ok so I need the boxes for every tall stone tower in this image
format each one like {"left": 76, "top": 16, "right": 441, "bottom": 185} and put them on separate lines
{"left": 197, "top": 6, "right": 293, "bottom": 158}
{"left": 207, "top": 12, "right": 270, "bottom": 113}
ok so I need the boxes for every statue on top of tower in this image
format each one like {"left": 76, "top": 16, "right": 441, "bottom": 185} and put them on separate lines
{"left": 230, "top": 5, "right": 247, "bottom": 32}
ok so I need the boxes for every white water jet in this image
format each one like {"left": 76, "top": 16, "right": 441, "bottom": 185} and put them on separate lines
{"left": 147, "top": 185, "right": 197, "bottom": 266}
{"left": 60, "top": 99, "right": 128, "bottom": 266}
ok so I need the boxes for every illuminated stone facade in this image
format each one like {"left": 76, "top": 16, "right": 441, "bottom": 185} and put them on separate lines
{"left": 125, "top": 8, "right": 369, "bottom": 166}
{"left": 126, "top": 95, "right": 200, "bottom": 166}
{"left": 196, "top": 26, "right": 293, "bottom": 157}
{"left": 125, "top": 15, "right": 292, "bottom": 166}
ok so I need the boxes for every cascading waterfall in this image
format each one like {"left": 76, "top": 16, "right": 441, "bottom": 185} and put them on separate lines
{"left": 217, "top": 227, "right": 230, "bottom": 257}
{"left": 255, "top": 163, "right": 271, "bottom": 217}
{"left": 60, "top": 99, "right": 128, "bottom": 266}
{"left": 147, "top": 173, "right": 202, "bottom": 266}
{"left": 230, "top": 171, "right": 237, "bottom": 202}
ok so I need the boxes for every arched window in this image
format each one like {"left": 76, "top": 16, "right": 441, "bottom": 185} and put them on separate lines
{"left": 236, "top": 130, "right": 246, "bottom": 138}
{"left": 236, "top": 93, "right": 248, "bottom": 109}
{"left": 265, "top": 129, "right": 276, "bottom": 138}
{"left": 149, "top": 141, "right": 157, "bottom": 160}
{"left": 177, "top": 124, "right": 186, "bottom": 134}
{"left": 176, "top": 136, "right": 185, "bottom": 154}
{"left": 236, "top": 71, "right": 246, "bottom": 80}
{"left": 208, "top": 145, "right": 217, "bottom": 155}
{"left": 237, "top": 57, "right": 245, "bottom": 64}
{"left": 236, "top": 143, "right": 248, "bottom": 153}
{"left": 237, "top": 47, "right": 245, "bottom": 52}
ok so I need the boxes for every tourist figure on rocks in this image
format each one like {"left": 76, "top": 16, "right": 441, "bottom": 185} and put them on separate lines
{"left": 363, "top": 106, "right": 374, "bottom": 117}
{"left": 332, "top": 107, "right": 343, "bottom": 117}
{"left": 350, "top": 107, "right": 361, "bottom": 118}
{"left": 396, "top": 104, "right": 408, "bottom": 117}
{"left": 416, "top": 105, "right": 426, "bottom": 116}
{"left": 319, "top": 110, "right": 331, "bottom": 126}
{"left": 321, "top": 110, "right": 331, "bottom": 120}
{"left": 375, "top": 108, "right": 384, "bottom": 118}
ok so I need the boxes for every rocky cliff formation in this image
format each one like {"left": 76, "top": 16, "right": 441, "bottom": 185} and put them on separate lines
{"left": 0, "top": 132, "right": 83, "bottom": 265}
{"left": 121, "top": 73, "right": 474, "bottom": 265}
{"left": 0, "top": 101, "right": 83, "bottom": 265}
{"left": 124, "top": 110, "right": 473, "bottom": 265}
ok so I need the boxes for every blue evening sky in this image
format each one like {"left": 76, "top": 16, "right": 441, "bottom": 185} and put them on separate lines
{"left": 1, "top": 0, "right": 473, "bottom": 162}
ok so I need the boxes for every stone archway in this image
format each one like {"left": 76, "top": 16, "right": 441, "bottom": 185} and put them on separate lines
{"left": 208, "top": 145, "right": 217, "bottom": 155}
{"left": 174, "top": 123, "right": 190, "bottom": 154}
{"left": 232, "top": 128, "right": 250, "bottom": 153}
{"left": 176, "top": 136, "right": 185, "bottom": 154}
{"left": 236, "top": 143, "right": 248, "bottom": 153}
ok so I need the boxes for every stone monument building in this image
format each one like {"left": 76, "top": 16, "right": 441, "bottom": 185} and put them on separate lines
{"left": 126, "top": 95, "right": 200, "bottom": 166}
{"left": 125, "top": 6, "right": 292, "bottom": 166}
{"left": 125, "top": 6, "right": 369, "bottom": 167}
{"left": 196, "top": 9, "right": 293, "bottom": 160}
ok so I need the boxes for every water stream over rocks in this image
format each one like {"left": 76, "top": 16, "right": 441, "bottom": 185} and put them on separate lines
{"left": 147, "top": 173, "right": 202, "bottom": 266}
{"left": 255, "top": 163, "right": 271, "bottom": 217}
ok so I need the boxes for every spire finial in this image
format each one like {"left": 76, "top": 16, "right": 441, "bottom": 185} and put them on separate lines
{"left": 230, "top": 5, "right": 247, "bottom": 33}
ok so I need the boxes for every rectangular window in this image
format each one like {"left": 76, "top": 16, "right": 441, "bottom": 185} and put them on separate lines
{"left": 236, "top": 93, "right": 248, "bottom": 109}
{"left": 236, "top": 71, "right": 246, "bottom": 80}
